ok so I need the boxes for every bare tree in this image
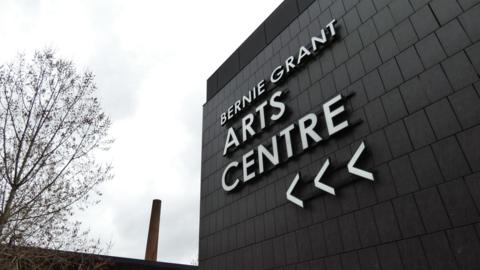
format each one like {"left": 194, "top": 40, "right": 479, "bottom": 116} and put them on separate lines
{"left": 0, "top": 50, "right": 113, "bottom": 269}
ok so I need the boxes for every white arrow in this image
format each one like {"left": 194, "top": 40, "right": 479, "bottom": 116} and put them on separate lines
{"left": 314, "top": 158, "right": 336, "bottom": 195}
{"left": 286, "top": 173, "right": 304, "bottom": 208}
{"left": 348, "top": 141, "right": 374, "bottom": 181}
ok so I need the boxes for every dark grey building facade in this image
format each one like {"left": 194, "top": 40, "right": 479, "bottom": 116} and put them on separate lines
{"left": 200, "top": 0, "right": 480, "bottom": 269}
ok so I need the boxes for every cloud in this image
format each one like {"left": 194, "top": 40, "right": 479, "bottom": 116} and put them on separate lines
{"left": 89, "top": 40, "right": 142, "bottom": 120}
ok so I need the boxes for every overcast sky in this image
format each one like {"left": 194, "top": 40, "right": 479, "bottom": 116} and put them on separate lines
{"left": 0, "top": 0, "right": 282, "bottom": 265}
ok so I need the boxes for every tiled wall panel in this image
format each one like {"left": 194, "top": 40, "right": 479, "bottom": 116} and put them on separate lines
{"left": 201, "top": 0, "right": 480, "bottom": 269}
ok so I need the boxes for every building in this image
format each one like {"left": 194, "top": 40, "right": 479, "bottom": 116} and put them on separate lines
{"left": 0, "top": 247, "right": 197, "bottom": 270}
{"left": 200, "top": 0, "right": 480, "bottom": 269}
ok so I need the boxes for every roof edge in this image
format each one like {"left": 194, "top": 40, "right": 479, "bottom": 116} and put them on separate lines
{"left": 206, "top": 0, "right": 315, "bottom": 102}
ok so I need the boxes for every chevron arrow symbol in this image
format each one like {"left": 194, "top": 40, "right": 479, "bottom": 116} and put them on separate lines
{"left": 286, "top": 173, "right": 304, "bottom": 208}
{"left": 314, "top": 158, "right": 336, "bottom": 195}
{"left": 348, "top": 141, "right": 374, "bottom": 181}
